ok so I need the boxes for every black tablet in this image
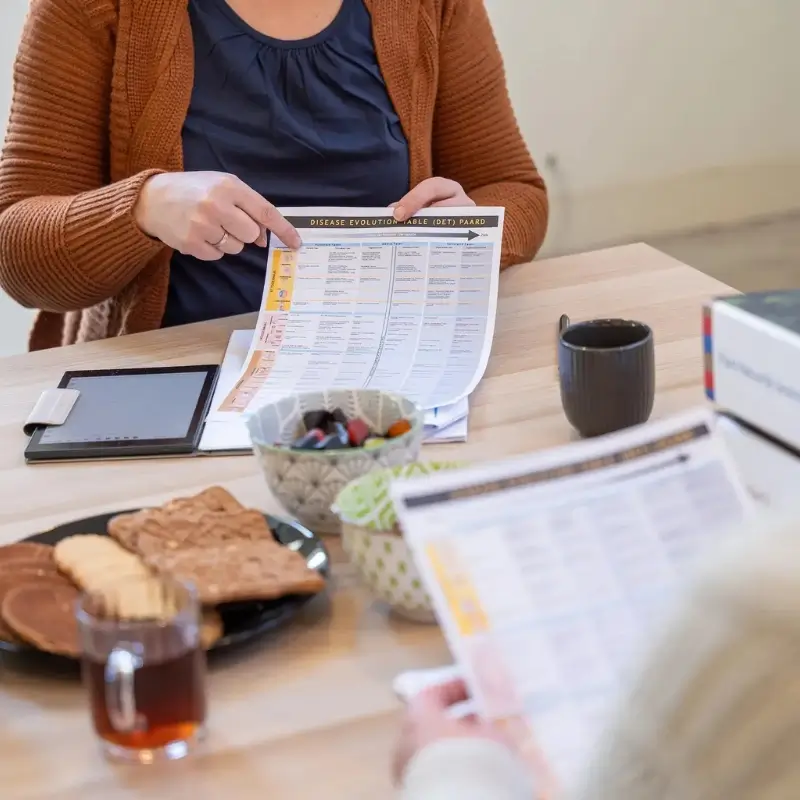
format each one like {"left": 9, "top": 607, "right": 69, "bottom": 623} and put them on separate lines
{"left": 25, "top": 365, "right": 219, "bottom": 463}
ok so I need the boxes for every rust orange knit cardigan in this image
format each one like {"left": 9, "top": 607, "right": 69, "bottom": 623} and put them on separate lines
{"left": 0, "top": 0, "right": 548, "bottom": 351}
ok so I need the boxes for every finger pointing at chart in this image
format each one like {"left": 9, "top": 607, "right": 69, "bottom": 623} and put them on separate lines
{"left": 133, "top": 171, "right": 302, "bottom": 260}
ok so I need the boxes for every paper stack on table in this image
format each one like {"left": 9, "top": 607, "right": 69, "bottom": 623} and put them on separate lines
{"left": 199, "top": 206, "right": 502, "bottom": 452}
{"left": 198, "top": 330, "right": 253, "bottom": 453}
{"left": 424, "top": 398, "right": 469, "bottom": 443}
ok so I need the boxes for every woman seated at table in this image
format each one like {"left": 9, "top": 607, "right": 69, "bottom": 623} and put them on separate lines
{"left": 395, "top": 514, "right": 800, "bottom": 798}
{"left": 0, "top": 0, "right": 547, "bottom": 351}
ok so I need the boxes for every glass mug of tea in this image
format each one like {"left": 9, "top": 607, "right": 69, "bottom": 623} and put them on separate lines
{"left": 76, "top": 576, "right": 208, "bottom": 763}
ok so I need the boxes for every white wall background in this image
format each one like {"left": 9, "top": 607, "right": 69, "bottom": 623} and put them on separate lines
{"left": 491, "top": 0, "right": 800, "bottom": 254}
{"left": 0, "top": 0, "right": 799, "bottom": 354}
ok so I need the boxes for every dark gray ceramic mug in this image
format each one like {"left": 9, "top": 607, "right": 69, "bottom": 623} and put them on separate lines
{"left": 558, "top": 314, "right": 655, "bottom": 437}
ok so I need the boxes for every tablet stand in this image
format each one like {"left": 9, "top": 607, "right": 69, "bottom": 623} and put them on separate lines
{"left": 23, "top": 389, "right": 80, "bottom": 436}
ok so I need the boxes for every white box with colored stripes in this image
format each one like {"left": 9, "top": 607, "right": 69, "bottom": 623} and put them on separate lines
{"left": 705, "top": 291, "right": 800, "bottom": 453}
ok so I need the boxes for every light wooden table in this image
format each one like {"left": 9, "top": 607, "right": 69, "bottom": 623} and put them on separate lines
{"left": 0, "top": 244, "right": 733, "bottom": 799}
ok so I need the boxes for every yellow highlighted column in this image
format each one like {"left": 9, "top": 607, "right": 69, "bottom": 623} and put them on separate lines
{"left": 266, "top": 250, "right": 296, "bottom": 312}
{"left": 425, "top": 543, "right": 489, "bottom": 637}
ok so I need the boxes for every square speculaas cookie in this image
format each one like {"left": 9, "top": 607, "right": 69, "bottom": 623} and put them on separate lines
{"left": 108, "top": 487, "right": 273, "bottom": 557}
{"left": 160, "top": 486, "right": 245, "bottom": 515}
{"left": 109, "top": 508, "right": 273, "bottom": 556}
{"left": 144, "top": 541, "right": 326, "bottom": 605}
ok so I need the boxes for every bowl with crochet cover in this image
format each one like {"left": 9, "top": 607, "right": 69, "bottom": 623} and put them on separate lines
{"left": 247, "top": 389, "right": 423, "bottom": 536}
{"left": 332, "top": 461, "right": 465, "bottom": 623}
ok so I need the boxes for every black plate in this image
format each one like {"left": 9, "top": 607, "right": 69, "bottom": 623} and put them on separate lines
{"left": 0, "top": 510, "right": 330, "bottom": 662}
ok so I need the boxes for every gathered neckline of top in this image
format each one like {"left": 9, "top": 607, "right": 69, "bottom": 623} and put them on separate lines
{"left": 211, "top": 0, "right": 354, "bottom": 50}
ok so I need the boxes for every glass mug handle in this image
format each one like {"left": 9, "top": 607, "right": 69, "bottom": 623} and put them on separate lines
{"left": 104, "top": 646, "right": 144, "bottom": 733}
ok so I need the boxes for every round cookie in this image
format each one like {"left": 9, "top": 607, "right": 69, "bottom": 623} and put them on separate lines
{"left": 2, "top": 582, "right": 82, "bottom": 657}
{"left": 0, "top": 572, "right": 72, "bottom": 644}
{"left": 0, "top": 559, "right": 62, "bottom": 581}
{"left": 0, "top": 619, "right": 18, "bottom": 643}
{"left": 0, "top": 609, "right": 19, "bottom": 643}
{"left": 0, "top": 543, "right": 54, "bottom": 565}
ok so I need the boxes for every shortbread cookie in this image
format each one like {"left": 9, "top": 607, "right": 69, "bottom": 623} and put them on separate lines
{"left": 2, "top": 582, "right": 82, "bottom": 657}
{"left": 201, "top": 609, "right": 224, "bottom": 650}
{"left": 54, "top": 534, "right": 175, "bottom": 620}
{"left": 109, "top": 505, "right": 273, "bottom": 556}
{"left": 0, "top": 542, "right": 54, "bottom": 565}
{"left": 145, "top": 541, "right": 325, "bottom": 605}
{"left": 54, "top": 534, "right": 151, "bottom": 588}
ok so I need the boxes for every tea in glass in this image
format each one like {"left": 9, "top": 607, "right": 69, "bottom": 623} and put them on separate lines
{"left": 77, "top": 576, "right": 207, "bottom": 763}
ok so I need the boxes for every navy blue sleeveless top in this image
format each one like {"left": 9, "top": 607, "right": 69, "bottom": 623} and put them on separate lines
{"left": 162, "top": 0, "right": 411, "bottom": 327}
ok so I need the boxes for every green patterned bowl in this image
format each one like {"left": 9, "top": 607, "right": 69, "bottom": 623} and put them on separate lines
{"left": 332, "top": 462, "right": 465, "bottom": 623}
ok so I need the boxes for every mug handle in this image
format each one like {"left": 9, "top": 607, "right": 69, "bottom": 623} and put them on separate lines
{"left": 556, "top": 315, "right": 571, "bottom": 380}
{"left": 105, "top": 645, "right": 144, "bottom": 733}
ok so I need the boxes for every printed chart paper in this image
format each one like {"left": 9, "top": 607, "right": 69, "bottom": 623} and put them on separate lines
{"left": 211, "top": 207, "right": 503, "bottom": 418}
{"left": 391, "top": 409, "right": 755, "bottom": 792}
{"left": 198, "top": 330, "right": 470, "bottom": 451}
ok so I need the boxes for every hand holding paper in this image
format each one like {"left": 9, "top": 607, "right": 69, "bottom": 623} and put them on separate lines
{"left": 391, "top": 409, "right": 754, "bottom": 790}
{"left": 210, "top": 206, "right": 503, "bottom": 416}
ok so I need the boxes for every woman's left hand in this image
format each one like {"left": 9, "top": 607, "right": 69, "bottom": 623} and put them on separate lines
{"left": 391, "top": 177, "right": 475, "bottom": 222}
{"left": 393, "top": 677, "right": 560, "bottom": 798}
{"left": 392, "top": 679, "right": 512, "bottom": 785}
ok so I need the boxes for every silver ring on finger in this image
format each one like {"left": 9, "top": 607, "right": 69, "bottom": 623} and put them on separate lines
{"left": 211, "top": 230, "right": 230, "bottom": 249}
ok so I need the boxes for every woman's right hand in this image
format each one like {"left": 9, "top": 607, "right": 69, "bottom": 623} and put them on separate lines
{"left": 134, "top": 171, "right": 302, "bottom": 260}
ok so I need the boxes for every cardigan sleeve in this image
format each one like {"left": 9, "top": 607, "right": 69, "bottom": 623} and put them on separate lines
{"left": 402, "top": 738, "right": 535, "bottom": 800}
{"left": 433, "top": 0, "right": 549, "bottom": 268}
{"left": 0, "top": 0, "right": 164, "bottom": 313}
